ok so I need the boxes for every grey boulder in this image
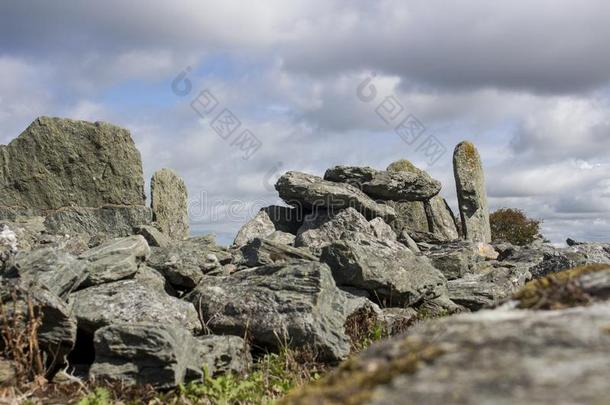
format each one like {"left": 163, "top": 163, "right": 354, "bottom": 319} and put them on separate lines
{"left": 275, "top": 171, "right": 395, "bottom": 222}
{"left": 324, "top": 165, "right": 441, "bottom": 201}
{"left": 320, "top": 233, "right": 447, "bottom": 307}
{"left": 69, "top": 279, "right": 200, "bottom": 334}
{"left": 78, "top": 235, "right": 150, "bottom": 287}
{"left": 238, "top": 238, "right": 317, "bottom": 268}
{"left": 90, "top": 323, "right": 251, "bottom": 388}
{"left": 184, "top": 261, "right": 379, "bottom": 361}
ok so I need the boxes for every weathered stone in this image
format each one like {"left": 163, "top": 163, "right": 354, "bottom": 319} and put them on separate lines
{"left": 0, "top": 282, "right": 77, "bottom": 368}
{"left": 324, "top": 165, "right": 441, "bottom": 201}
{"left": 423, "top": 241, "right": 497, "bottom": 280}
{"left": 424, "top": 196, "right": 459, "bottom": 241}
{"left": 266, "top": 230, "right": 296, "bottom": 245}
{"left": 151, "top": 168, "right": 189, "bottom": 240}
{"left": 397, "top": 230, "right": 421, "bottom": 253}
{"left": 295, "top": 208, "right": 373, "bottom": 254}
{"left": 44, "top": 206, "right": 152, "bottom": 238}
{"left": 383, "top": 200, "right": 429, "bottom": 235}
{"left": 447, "top": 264, "right": 531, "bottom": 310}
{"left": 453, "top": 141, "right": 491, "bottom": 242}
{"left": 320, "top": 233, "right": 447, "bottom": 307}
{"left": 78, "top": 235, "right": 150, "bottom": 287}
{"left": 239, "top": 238, "right": 317, "bottom": 268}
{"left": 0, "top": 117, "right": 145, "bottom": 211}
{"left": 283, "top": 303, "right": 610, "bottom": 405}
{"left": 368, "top": 217, "right": 397, "bottom": 241}
{"left": 184, "top": 261, "right": 379, "bottom": 361}
{"left": 90, "top": 323, "right": 250, "bottom": 389}
{"left": 134, "top": 224, "right": 171, "bottom": 248}
{"left": 275, "top": 171, "right": 395, "bottom": 222}
{"left": 5, "top": 246, "right": 87, "bottom": 297}
{"left": 233, "top": 209, "right": 277, "bottom": 247}
{"left": 69, "top": 279, "right": 200, "bottom": 334}
{"left": 134, "top": 265, "right": 175, "bottom": 295}
{"left": 147, "top": 236, "right": 231, "bottom": 289}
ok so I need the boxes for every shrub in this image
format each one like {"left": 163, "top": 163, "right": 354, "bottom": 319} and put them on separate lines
{"left": 490, "top": 208, "right": 541, "bottom": 246}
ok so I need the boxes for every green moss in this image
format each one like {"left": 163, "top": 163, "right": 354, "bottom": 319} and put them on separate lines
{"left": 279, "top": 338, "right": 444, "bottom": 405}
{"left": 386, "top": 159, "right": 419, "bottom": 174}
{"left": 514, "top": 264, "right": 610, "bottom": 310}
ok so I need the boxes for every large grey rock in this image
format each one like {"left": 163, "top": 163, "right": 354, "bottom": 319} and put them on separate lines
{"left": 78, "top": 235, "right": 150, "bottom": 287}
{"left": 295, "top": 208, "right": 374, "bottom": 254}
{"left": 284, "top": 303, "right": 610, "bottom": 405}
{"left": 0, "top": 281, "right": 77, "bottom": 368}
{"left": 383, "top": 200, "right": 429, "bottom": 235}
{"left": 275, "top": 171, "right": 396, "bottom": 222}
{"left": 447, "top": 264, "right": 531, "bottom": 310}
{"left": 233, "top": 205, "right": 303, "bottom": 247}
{"left": 239, "top": 238, "right": 317, "bottom": 268}
{"left": 423, "top": 241, "right": 497, "bottom": 280}
{"left": 90, "top": 323, "right": 251, "bottom": 388}
{"left": 324, "top": 165, "right": 441, "bottom": 201}
{"left": 184, "top": 261, "right": 379, "bottom": 361}
{"left": 134, "top": 224, "right": 171, "bottom": 248}
{"left": 147, "top": 235, "right": 231, "bottom": 289}
{"left": 424, "top": 196, "right": 459, "bottom": 241}
{"left": 453, "top": 141, "right": 491, "bottom": 242}
{"left": 4, "top": 247, "right": 87, "bottom": 297}
{"left": 69, "top": 279, "right": 200, "bottom": 334}
{"left": 320, "top": 233, "right": 447, "bottom": 307}
{"left": 44, "top": 206, "right": 152, "bottom": 238}
{"left": 0, "top": 117, "right": 145, "bottom": 211}
{"left": 151, "top": 168, "right": 189, "bottom": 240}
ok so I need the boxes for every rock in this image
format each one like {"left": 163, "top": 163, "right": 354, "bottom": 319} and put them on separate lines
{"left": 147, "top": 236, "right": 231, "bottom": 289}
{"left": 69, "top": 279, "right": 200, "bottom": 334}
{"left": 283, "top": 303, "right": 610, "bottom": 405}
{"left": 447, "top": 264, "right": 531, "bottom": 310}
{"left": 4, "top": 246, "right": 87, "bottom": 298}
{"left": 184, "top": 261, "right": 379, "bottom": 361}
{"left": 529, "top": 249, "right": 589, "bottom": 279}
{"left": 78, "top": 235, "right": 150, "bottom": 287}
{"left": 266, "top": 230, "right": 296, "bottom": 245}
{"left": 151, "top": 169, "right": 189, "bottom": 240}
{"left": 368, "top": 217, "right": 397, "bottom": 241}
{"left": 0, "top": 282, "right": 77, "bottom": 368}
{"left": 0, "top": 117, "right": 145, "bottom": 211}
{"left": 275, "top": 171, "right": 396, "bottom": 222}
{"left": 134, "top": 225, "right": 171, "bottom": 248}
{"left": 566, "top": 237, "right": 584, "bottom": 246}
{"left": 513, "top": 264, "right": 610, "bottom": 309}
{"left": 424, "top": 196, "right": 459, "bottom": 241}
{"left": 424, "top": 241, "right": 497, "bottom": 280}
{"left": 90, "top": 323, "right": 251, "bottom": 388}
{"left": 239, "top": 238, "right": 317, "bottom": 268}
{"left": 383, "top": 200, "right": 429, "bottom": 235}
{"left": 295, "top": 208, "right": 374, "bottom": 254}
{"left": 44, "top": 206, "right": 152, "bottom": 238}
{"left": 453, "top": 141, "right": 491, "bottom": 242}
{"left": 380, "top": 307, "right": 417, "bottom": 335}
{"left": 324, "top": 165, "right": 441, "bottom": 201}
{"left": 190, "top": 335, "right": 253, "bottom": 378}
{"left": 397, "top": 230, "right": 421, "bottom": 253}
{"left": 134, "top": 265, "right": 175, "bottom": 295}
{"left": 233, "top": 209, "right": 277, "bottom": 247}
{"left": 320, "top": 233, "right": 447, "bottom": 307}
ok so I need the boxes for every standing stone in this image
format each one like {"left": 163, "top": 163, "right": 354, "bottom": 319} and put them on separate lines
{"left": 0, "top": 117, "right": 146, "bottom": 211}
{"left": 453, "top": 141, "right": 491, "bottom": 243}
{"left": 151, "top": 169, "right": 189, "bottom": 240}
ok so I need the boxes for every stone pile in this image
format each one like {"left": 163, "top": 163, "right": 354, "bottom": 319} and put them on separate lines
{"left": 1, "top": 117, "right": 609, "bottom": 399}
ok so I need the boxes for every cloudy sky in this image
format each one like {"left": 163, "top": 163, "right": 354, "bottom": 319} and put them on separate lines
{"left": 1, "top": 1, "right": 609, "bottom": 244}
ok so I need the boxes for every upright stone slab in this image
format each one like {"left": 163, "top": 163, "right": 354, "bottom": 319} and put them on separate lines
{"left": 453, "top": 141, "right": 491, "bottom": 243}
{"left": 0, "top": 117, "right": 145, "bottom": 211}
{"left": 151, "top": 169, "right": 189, "bottom": 240}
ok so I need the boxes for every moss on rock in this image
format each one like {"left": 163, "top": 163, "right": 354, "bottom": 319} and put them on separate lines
{"left": 386, "top": 159, "right": 419, "bottom": 173}
{"left": 279, "top": 338, "right": 445, "bottom": 405}
{"left": 513, "top": 264, "right": 610, "bottom": 310}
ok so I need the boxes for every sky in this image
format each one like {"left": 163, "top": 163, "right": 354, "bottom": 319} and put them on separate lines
{"left": 1, "top": 0, "right": 609, "bottom": 245}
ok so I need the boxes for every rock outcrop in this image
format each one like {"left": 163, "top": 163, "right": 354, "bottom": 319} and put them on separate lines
{"left": 151, "top": 169, "right": 189, "bottom": 240}
{"left": 453, "top": 141, "right": 491, "bottom": 242}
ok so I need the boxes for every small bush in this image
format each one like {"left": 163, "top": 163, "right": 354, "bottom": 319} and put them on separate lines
{"left": 490, "top": 208, "right": 541, "bottom": 246}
